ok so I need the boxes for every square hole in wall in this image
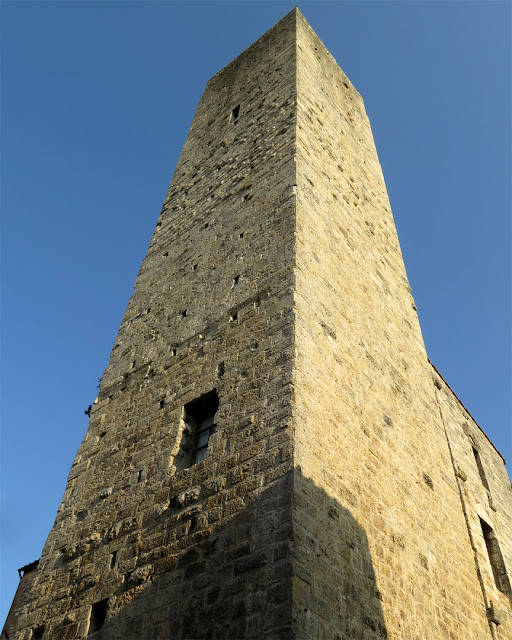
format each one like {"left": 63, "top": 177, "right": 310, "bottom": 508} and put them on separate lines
{"left": 88, "top": 599, "right": 108, "bottom": 635}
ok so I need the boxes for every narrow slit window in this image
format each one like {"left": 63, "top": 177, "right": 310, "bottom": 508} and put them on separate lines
{"left": 232, "top": 104, "right": 240, "bottom": 121}
{"left": 472, "top": 447, "right": 490, "bottom": 491}
{"left": 177, "top": 390, "right": 219, "bottom": 469}
{"left": 480, "top": 518, "right": 512, "bottom": 600}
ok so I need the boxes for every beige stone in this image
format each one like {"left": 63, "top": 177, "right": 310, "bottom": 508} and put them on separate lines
{"left": 2, "top": 9, "right": 511, "bottom": 640}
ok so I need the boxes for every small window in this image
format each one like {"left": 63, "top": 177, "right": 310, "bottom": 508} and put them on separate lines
{"left": 472, "top": 447, "right": 490, "bottom": 491}
{"left": 231, "top": 104, "right": 240, "bottom": 122}
{"left": 89, "top": 599, "right": 108, "bottom": 634}
{"left": 178, "top": 390, "right": 219, "bottom": 469}
{"left": 480, "top": 519, "right": 512, "bottom": 600}
{"left": 190, "top": 414, "right": 216, "bottom": 465}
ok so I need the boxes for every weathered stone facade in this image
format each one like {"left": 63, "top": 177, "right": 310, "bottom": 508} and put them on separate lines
{"left": 3, "top": 9, "right": 511, "bottom": 640}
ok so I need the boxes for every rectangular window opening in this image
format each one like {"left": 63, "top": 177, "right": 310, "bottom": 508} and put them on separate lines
{"left": 480, "top": 518, "right": 512, "bottom": 600}
{"left": 89, "top": 599, "right": 108, "bottom": 634}
{"left": 472, "top": 447, "right": 490, "bottom": 491}
{"left": 232, "top": 104, "right": 240, "bottom": 121}
{"left": 176, "top": 390, "right": 219, "bottom": 470}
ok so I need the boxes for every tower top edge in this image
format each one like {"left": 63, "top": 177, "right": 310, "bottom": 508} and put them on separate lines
{"left": 206, "top": 7, "right": 360, "bottom": 98}
{"left": 207, "top": 7, "right": 300, "bottom": 84}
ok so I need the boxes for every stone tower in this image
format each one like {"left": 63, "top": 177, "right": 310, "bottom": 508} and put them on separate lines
{"left": 4, "top": 9, "right": 511, "bottom": 640}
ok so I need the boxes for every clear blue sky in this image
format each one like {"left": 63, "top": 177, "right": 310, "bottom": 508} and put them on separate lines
{"left": 1, "top": 0, "right": 510, "bottom": 624}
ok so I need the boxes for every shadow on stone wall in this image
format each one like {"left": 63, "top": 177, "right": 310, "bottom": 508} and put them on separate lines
{"left": 19, "top": 469, "right": 387, "bottom": 640}
{"left": 292, "top": 468, "right": 388, "bottom": 639}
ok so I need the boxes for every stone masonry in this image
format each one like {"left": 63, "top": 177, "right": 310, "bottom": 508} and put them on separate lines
{"left": 3, "top": 9, "right": 511, "bottom": 640}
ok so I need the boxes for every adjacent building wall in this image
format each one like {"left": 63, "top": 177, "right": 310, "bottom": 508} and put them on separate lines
{"left": 432, "top": 363, "right": 512, "bottom": 637}
{"left": 2, "top": 561, "right": 39, "bottom": 640}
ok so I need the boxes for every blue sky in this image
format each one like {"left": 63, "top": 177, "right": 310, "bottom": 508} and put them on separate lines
{"left": 1, "top": 0, "right": 510, "bottom": 624}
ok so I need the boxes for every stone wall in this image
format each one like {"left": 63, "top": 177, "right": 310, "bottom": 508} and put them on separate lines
{"left": 4, "top": 9, "right": 511, "bottom": 640}
{"left": 292, "top": 10, "right": 509, "bottom": 639}
{"left": 8, "top": 11, "right": 299, "bottom": 640}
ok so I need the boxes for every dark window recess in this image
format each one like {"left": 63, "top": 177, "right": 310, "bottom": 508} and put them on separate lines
{"left": 232, "top": 104, "right": 240, "bottom": 121}
{"left": 89, "top": 599, "right": 108, "bottom": 634}
{"left": 422, "top": 472, "right": 434, "bottom": 490}
{"left": 480, "top": 518, "right": 512, "bottom": 600}
{"left": 178, "top": 390, "right": 219, "bottom": 469}
{"left": 473, "top": 448, "right": 490, "bottom": 491}
{"left": 110, "top": 550, "right": 117, "bottom": 569}
{"left": 32, "top": 626, "right": 45, "bottom": 639}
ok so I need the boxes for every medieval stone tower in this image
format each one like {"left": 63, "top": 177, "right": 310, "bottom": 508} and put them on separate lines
{"left": 4, "top": 9, "right": 511, "bottom": 640}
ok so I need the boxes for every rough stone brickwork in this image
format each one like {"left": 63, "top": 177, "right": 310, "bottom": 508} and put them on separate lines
{"left": 3, "top": 9, "right": 511, "bottom": 640}
{"left": 291, "top": 13, "right": 512, "bottom": 640}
